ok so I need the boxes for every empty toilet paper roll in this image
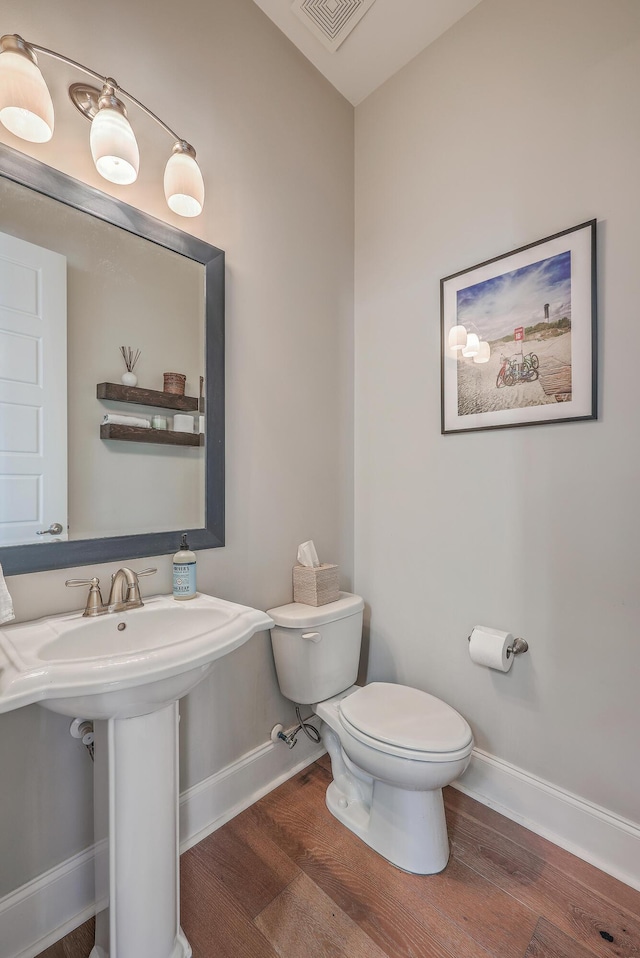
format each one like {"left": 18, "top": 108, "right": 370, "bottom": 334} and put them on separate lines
{"left": 173, "top": 414, "right": 194, "bottom": 433}
{"left": 468, "top": 626, "right": 514, "bottom": 672}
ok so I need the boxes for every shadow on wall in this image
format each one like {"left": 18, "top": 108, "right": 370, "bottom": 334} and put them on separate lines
{"left": 358, "top": 603, "right": 400, "bottom": 686}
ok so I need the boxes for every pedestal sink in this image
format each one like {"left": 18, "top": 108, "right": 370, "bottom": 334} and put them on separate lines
{"left": 0, "top": 592, "right": 274, "bottom": 958}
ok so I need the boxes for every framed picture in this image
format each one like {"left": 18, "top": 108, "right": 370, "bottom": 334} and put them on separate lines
{"left": 440, "top": 220, "right": 597, "bottom": 434}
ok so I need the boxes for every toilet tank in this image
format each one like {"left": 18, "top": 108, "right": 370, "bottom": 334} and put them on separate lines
{"left": 267, "top": 592, "right": 364, "bottom": 704}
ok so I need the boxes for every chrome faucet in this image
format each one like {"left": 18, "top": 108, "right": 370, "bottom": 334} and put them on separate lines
{"left": 66, "top": 567, "right": 157, "bottom": 616}
{"left": 107, "top": 567, "right": 156, "bottom": 613}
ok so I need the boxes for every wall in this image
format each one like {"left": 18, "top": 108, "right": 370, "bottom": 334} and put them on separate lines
{"left": 0, "top": 0, "right": 354, "bottom": 895}
{"left": 355, "top": 0, "right": 640, "bottom": 829}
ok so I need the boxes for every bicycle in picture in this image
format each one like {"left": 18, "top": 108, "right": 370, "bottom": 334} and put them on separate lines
{"left": 496, "top": 352, "right": 539, "bottom": 387}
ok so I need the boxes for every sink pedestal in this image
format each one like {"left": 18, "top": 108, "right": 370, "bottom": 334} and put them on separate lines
{"left": 89, "top": 702, "right": 191, "bottom": 958}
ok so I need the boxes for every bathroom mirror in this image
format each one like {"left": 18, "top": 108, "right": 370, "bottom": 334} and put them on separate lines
{"left": 0, "top": 143, "right": 224, "bottom": 575}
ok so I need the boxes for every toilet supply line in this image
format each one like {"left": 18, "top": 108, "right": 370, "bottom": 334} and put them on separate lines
{"left": 271, "top": 706, "right": 321, "bottom": 749}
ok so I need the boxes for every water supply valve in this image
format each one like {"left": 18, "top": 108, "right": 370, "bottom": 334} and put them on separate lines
{"left": 70, "top": 717, "right": 95, "bottom": 760}
{"left": 271, "top": 723, "right": 296, "bottom": 748}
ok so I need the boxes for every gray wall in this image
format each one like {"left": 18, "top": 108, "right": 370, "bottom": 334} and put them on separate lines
{"left": 0, "top": 0, "right": 354, "bottom": 894}
{"left": 354, "top": 0, "right": 640, "bottom": 824}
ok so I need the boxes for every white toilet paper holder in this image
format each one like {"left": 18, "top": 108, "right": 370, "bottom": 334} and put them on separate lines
{"left": 467, "top": 633, "right": 529, "bottom": 658}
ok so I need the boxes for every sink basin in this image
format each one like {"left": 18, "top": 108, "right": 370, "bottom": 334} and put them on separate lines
{"left": 39, "top": 606, "right": 233, "bottom": 660}
{"left": 0, "top": 592, "right": 274, "bottom": 719}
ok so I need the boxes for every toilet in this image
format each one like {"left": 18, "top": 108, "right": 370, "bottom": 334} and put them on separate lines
{"left": 267, "top": 592, "right": 474, "bottom": 874}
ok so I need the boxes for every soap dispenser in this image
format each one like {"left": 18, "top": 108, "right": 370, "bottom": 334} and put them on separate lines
{"left": 173, "top": 534, "right": 197, "bottom": 600}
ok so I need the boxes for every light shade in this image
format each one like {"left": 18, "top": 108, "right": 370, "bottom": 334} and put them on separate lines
{"left": 0, "top": 36, "right": 54, "bottom": 143}
{"left": 461, "top": 332, "right": 480, "bottom": 358}
{"left": 473, "top": 341, "right": 491, "bottom": 364}
{"left": 448, "top": 325, "right": 467, "bottom": 351}
{"left": 164, "top": 142, "right": 205, "bottom": 217}
{"left": 90, "top": 90, "right": 139, "bottom": 185}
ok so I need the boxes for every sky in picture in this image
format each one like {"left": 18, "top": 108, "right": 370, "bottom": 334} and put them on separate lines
{"left": 456, "top": 250, "right": 572, "bottom": 342}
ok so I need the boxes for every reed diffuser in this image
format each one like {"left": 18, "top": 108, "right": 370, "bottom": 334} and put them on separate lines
{"left": 120, "top": 346, "right": 141, "bottom": 387}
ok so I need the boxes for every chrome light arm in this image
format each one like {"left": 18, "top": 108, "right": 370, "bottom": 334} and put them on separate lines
{"left": 6, "top": 35, "right": 183, "bottom": 143}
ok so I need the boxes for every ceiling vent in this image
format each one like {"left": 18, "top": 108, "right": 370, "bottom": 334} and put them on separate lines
{"left": 291, "top": 0, "right": 377, "bottom": 52}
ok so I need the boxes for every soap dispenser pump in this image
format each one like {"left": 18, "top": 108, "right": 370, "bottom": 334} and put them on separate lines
{"left": 173, "top": 533, "right": 197, "bottom": 600}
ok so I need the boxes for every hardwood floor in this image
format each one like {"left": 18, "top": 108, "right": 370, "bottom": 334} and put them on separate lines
{"left": 36, "top": 754, "right": 640, "bottom": 958}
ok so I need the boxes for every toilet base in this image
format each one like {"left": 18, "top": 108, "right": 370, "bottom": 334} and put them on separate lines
{"left": 321, "top": 724, "right": 450, "bottom": 874}
{"left": 325, "top": 777, "right": 449, "bottom": 874}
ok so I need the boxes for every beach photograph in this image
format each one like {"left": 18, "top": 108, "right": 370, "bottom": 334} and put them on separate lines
{"left": 455, "top": 249, "right": 573, "bottom": 416}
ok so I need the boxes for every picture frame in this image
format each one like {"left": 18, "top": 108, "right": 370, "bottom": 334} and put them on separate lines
{"left": 440, "top": 220, "right": 597, "bottom": 434}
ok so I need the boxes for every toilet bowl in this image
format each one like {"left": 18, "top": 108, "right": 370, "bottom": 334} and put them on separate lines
{"left": 268, "top": 593, "right": 474, "bottom": 874}
{"left": 315, "top": 683, "right": 473, "bottom": 873}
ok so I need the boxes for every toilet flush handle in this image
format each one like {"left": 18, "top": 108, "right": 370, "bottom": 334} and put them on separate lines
{"left": 301, "top": 631, "right": 322, "bottom": 643}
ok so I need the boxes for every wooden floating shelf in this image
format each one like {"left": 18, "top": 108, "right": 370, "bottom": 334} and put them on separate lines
{"left": 97, "top": 382, "right": 199, "bottom": 412}
{"left": 100, "top": 424, "right": 204, "bottom": 447}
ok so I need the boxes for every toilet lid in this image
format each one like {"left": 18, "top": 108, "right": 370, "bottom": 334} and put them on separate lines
{"left": 339, "top": 682, "right": 472, "bottom": 754}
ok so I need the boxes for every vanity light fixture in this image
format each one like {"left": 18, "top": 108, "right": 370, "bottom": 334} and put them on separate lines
{"left": 88, "top": 81, "right": 139, "bottom": 186}
{"left": 164, "top": 140, "right": 205, "bottom": 218}
{"left": 0, "top": 34, "right": 205, "bottom": 217}
{"left": 0, "top": 35, "right": 54, "bottom": 142}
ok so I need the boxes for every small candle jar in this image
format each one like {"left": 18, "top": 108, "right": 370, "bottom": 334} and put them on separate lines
{"left": 151, "top": 415, "right": 168, "bottom": 430}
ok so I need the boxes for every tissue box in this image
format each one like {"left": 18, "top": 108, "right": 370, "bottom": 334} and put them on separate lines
{"left": 293, "top": 563, "right": 339, "bottom": 606}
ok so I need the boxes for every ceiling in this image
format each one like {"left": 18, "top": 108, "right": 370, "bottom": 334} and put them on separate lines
{"left": 252, "top": 0, "right": 482, "bottom": 105}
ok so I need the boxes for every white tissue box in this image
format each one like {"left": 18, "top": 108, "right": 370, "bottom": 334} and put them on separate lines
{"left": 293, "top": 563, "right": 339, "bottom": 607}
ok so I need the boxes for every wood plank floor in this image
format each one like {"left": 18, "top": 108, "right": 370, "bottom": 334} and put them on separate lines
{"left": 36, "top": 754, "right": 640, "bottom": 958}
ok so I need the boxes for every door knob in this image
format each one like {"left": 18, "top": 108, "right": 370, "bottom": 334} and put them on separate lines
{"left": 37, "top": 522, "right": 64, "bottom": 536}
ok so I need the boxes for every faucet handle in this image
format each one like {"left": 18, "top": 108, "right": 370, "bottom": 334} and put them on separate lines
{"left": 65, "top": 577, "right": 105, "bottom": 617}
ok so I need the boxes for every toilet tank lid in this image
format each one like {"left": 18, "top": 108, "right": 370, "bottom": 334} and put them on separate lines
{"left": 267, "top": 592, "right": 364, "bottom": 628}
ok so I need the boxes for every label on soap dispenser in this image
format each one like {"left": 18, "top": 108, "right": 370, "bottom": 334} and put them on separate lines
{"left": 173, "top": 561, "right": 196, "bottom": 598}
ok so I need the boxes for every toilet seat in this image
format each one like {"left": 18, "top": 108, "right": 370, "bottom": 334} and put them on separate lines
{"left": 338, "top": 682, "right": 473, "bottom": 763}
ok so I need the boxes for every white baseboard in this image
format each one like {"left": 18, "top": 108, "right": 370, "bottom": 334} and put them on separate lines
{"left": 0, "top": 847, "right": 97, "bottom": 958}
{"left": 454, "top": 747, "right": 640, "bottom": 892}
{"left": 0, "top": 735, "right": 324, "bottom": 958}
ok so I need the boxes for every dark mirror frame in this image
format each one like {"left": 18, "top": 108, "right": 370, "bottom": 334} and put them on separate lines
{"left": 0, "top": 143, "right": 224, "bottom": 575}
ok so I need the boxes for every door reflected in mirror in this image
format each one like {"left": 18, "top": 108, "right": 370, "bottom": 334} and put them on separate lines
{"left": 0, "top": 229, "right": 68, "bottom": 546}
